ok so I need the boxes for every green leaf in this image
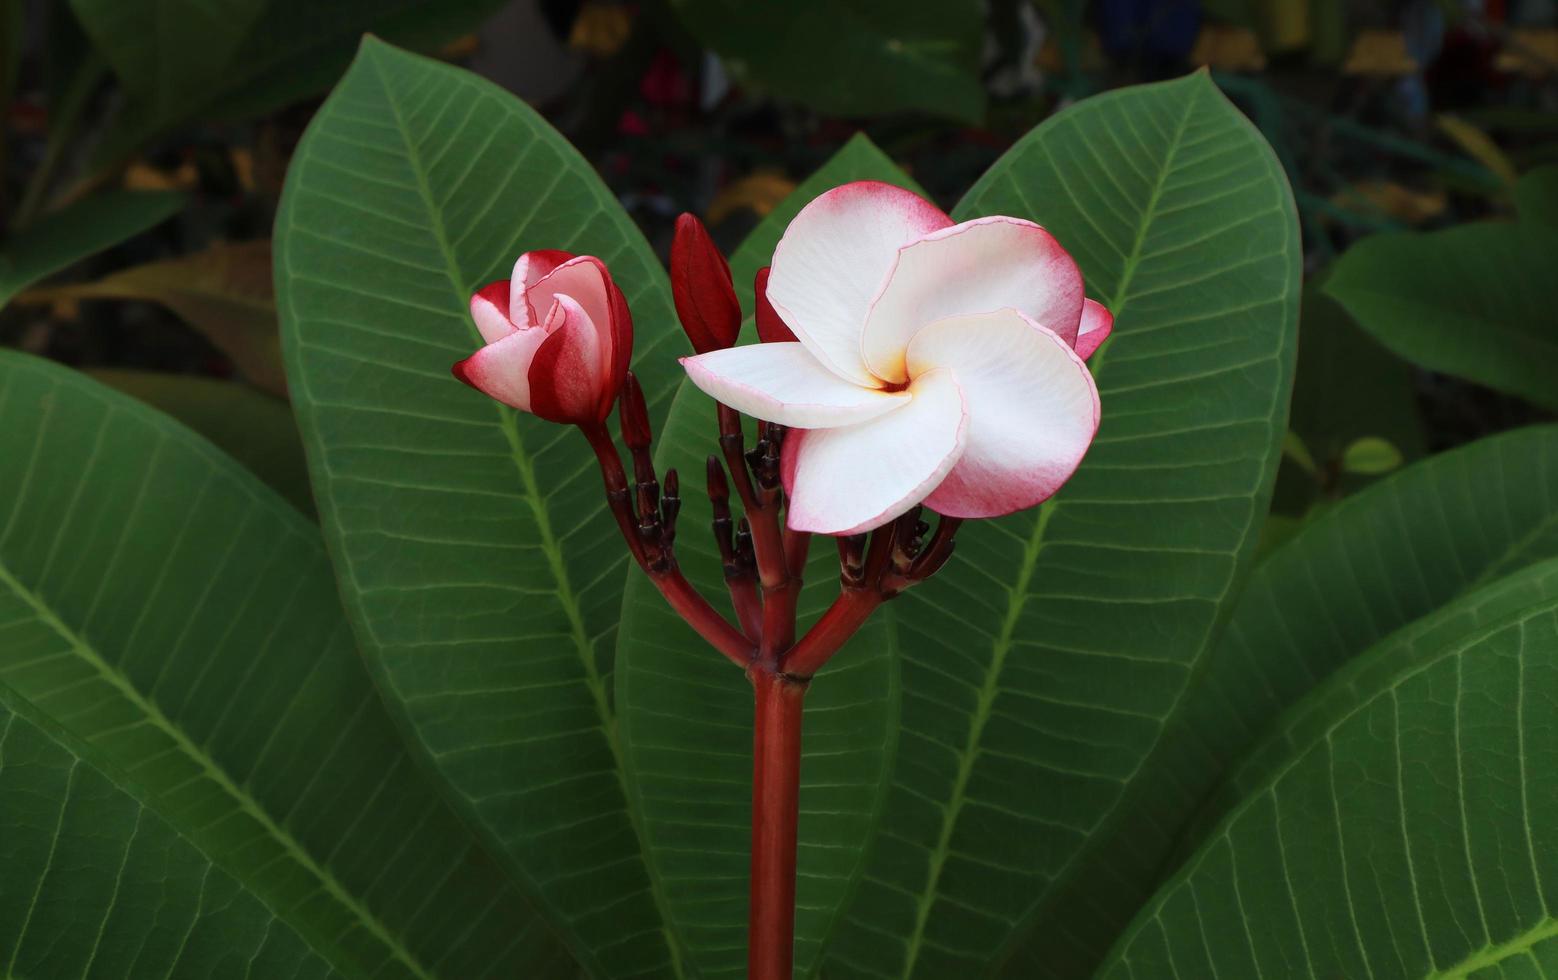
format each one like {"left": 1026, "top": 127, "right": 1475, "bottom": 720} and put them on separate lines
{"left": 81, "top": 0, "right": 505, "bottom": 165}
{"left": 1515, "top": 163, "right": 1558, "bottom": 229}
{"left": 68, "top": 0, "right": 267, "bottom": 116}
{"left": 0, "top": 350, "right": 570, "bottom": 977}
{"left": 0, "top": 190, "right": 184, "bottom": 308}
{"left": 1325, "top": 168, "right": 1558, "bottom": 410}
{"left": 818, "top": 72, "right": 1301, "bottom": 979}
{"left": 1142, "top": 424, "right": 1558, "bottom": 842}
{"left": 613, "top": 135, "right": 917, "bottom": 978}
{"left": 727, "top": 133, "right": 929, "bottom": 314}
{"left": 1097, "top": 575, "right": 1558, "bottom": 979}
{"left": 1338, "top": 435, "right": 1404, "bottom": 475}
{"left": 84, "top": 368, "right": 312, "bottom": 515}
{"left": 39, "top": 241, "right": 285, "bottom": 396}
{"left": 1070, "top": 425, "right": 1558, "bottom": 979}
{"left": 1208, "top": 556, "right": 1558, "bottom": 825}
{"left": 277, "top": 38, "right": 690, "bottom": 978}
{"left": 617, "top": 396, "right": 898, "bottom": 980}
{"left": 669, "top": 0, "right": 985, "bottom": 122}
{"left": 0, "top": 689, "right": 341, "bottom": 980}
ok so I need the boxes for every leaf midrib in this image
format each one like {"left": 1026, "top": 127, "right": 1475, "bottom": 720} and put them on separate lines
{"left": 896, "top": 85, "right": 1203, "bottom": 979}
{"left": 362, "top": 50, "right": 687, "bottom": 979}
{"left": 0, "top": 557, "right": 434, "bottom": 980}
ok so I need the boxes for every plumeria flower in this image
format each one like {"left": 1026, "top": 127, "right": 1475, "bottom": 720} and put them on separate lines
{"left": 682, "top": 181, "right": 1111, "bottom": 535}
{"left": 453, "top": 250, "right": 633, "bottom": 425}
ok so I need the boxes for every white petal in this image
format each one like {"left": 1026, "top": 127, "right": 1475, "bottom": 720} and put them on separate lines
{"left": 785, "top": 368, "right": 968, "bottom": 535}
{"left": 509, "top": 249, "right": 573, "bottom": 327}
{"left": 453, "top": 324, "right": 549, "bottom": 412}
{"left": 767, "top": 181, "right": 952, "bottom": 386}
{"left": 681, "top": 343, "right": 908, "bottom": 428}
{"left": 862, "top": 217, "right": 1085, "bottom": 383}
{"left": 470, "top": 281, "right": 515, "bottom": 345}
{"left": 905, "top": 309, "right": 1098, "bottom": 518}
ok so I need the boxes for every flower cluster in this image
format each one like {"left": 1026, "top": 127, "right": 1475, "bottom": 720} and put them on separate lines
{"left": 452, "top": 180, "right": 1109, "bottom": 675}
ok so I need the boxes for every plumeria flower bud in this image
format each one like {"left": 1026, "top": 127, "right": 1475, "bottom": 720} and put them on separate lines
{"left": 671, "top": 213, "right": 742, "bottom": 353}
{"left": 682, "top": 181, "right": 1111, "bottom": 535}
{"left": 753, "top": 266, "right": 798, "bottom": 345}
{"left": 453, "top": 250, "right": 633, "bottom": 425}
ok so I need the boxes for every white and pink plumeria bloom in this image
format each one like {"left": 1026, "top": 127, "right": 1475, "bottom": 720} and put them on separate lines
{"left": 453, "top": 249, "right": 632, "bottom": 425}
{"left": 682, "top": 181, "right": 1111, "bottom": 536}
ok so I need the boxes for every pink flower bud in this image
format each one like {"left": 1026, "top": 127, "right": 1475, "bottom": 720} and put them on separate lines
{"left": 453, "top": 250, "right": 634, "bottom": 425}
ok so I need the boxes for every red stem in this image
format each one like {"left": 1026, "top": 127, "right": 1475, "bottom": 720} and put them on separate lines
{"left": 780, "top": 589, "right": 883, "bottom": 679}
{"left": 729, "top": 576, "right": 765, "bottom": 642}
{"left": 651, "top": 571, "right": 752, "bottom": 667}
{"left": 749, "top": 667, "right": 806, "bottom": 980}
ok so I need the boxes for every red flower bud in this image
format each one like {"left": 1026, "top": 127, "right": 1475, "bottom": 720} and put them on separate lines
{"left": 671, "top": 213, "right": 741, "bottom": 353}
{"left": 753, "top": 266, "right": 797, "bottom": 344}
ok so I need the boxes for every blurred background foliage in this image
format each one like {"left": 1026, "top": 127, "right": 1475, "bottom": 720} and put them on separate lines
{"left": 1, "top": 0, "right": 1555, "bottom": 537}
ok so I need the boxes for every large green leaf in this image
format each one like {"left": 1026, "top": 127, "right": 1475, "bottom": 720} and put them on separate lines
{"left": 69, "top": 0, "right": 267, "bottom": 116}
{"left": 815, "top": 72, "right": 1301, "bottom": 978}
{"left": 1150, "top": 425, "right": 1558, "bottom": 841}
{"left": 1210, "top": 556, "right": 1558, "bottom": 822}
{"left": 1325, "top": 167, "right": 1558, "bottom": 410}
{"left": 1097, "top": 582, "right": 1558, "bottom": 979}
{"left": 614, "top": 134, "right": 922, "bottom": 979}
{"left": 0, "top": 689, "right": 340, "bottom": 980}
{"left": 669, "top": 0, "right": 985, "bottom": 122}
{"left": 0, "top": 350, "right": 569, "bottom": 977}
{"left": 79, "top": 0, "right": 506, "bottom": 165}
{"left": 85, "top": 368, "right": 312, "bottom": 515}
{"left": 277, "top": 38, "right": 690, "bottom": 978}
{"left": 0, "top": 190, "right": 184, "bottom": 308}
{"left": 1035, "top": 425, "right": 1558, "bottom": 978}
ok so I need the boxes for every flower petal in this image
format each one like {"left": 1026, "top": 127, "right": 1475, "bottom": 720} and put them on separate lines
{"left": 906, "top": 309, "right": 1099, "bottom": 518}
{"left": 682, "top": 343, "right": 908, "bottom": 428}
{"left": 452, "top": 323, "right": 548, "bottom": 412}
{"left": 470, "top": 280, "right": 515, "bottom": 344}
{"left": 862, "top": 217, "right": 1085, "bottom": 384}
{"left": 528, "top": 295, "right": 606, "bottom": 424}
{"left": 785, "top": 368, "right": 968, "bottom": 535}
{"left": 509, "top": 249, "right": 574, "bottom": 326}
{"left": 1074, "top": 298, "right": 1113, "bottom": 359}
{"left": 767, "top": 181, "right": 952, "bottom": 386}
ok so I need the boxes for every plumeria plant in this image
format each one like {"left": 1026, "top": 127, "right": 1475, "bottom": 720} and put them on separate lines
{"left": 11, "top": 36, "right": 1558, "bottom": 980}
{"left": 449, "top": 182, "right": 1112, "bottom": 976}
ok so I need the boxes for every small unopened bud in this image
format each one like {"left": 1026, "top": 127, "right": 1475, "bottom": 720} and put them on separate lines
{"left": 618, "top": 372, "right": 652, "bottom": 451}
{"left": 754, "top": 266, "right": 798, "bottom": 345}
{"left": 671, "top": 213, "right": 741, "bottom": 353}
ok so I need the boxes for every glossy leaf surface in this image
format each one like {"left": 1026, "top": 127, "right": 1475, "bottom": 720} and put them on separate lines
{"left": 277, "top": 38, "right": 688, "bottom": 978}
{"left": 1099, "top": 582, "right": 1558, "bottom": 979}
{"left": 0, "top": 350, "right": 568, "bottom": 978}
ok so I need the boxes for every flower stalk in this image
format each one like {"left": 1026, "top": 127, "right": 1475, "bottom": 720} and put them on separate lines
{"left": 452, "top": 184, "right": 1106, "bottom": 976}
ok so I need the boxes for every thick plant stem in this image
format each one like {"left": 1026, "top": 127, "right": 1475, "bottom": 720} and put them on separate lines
{"left": 749, "top": 667, "right": 806, "bottom": 980}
